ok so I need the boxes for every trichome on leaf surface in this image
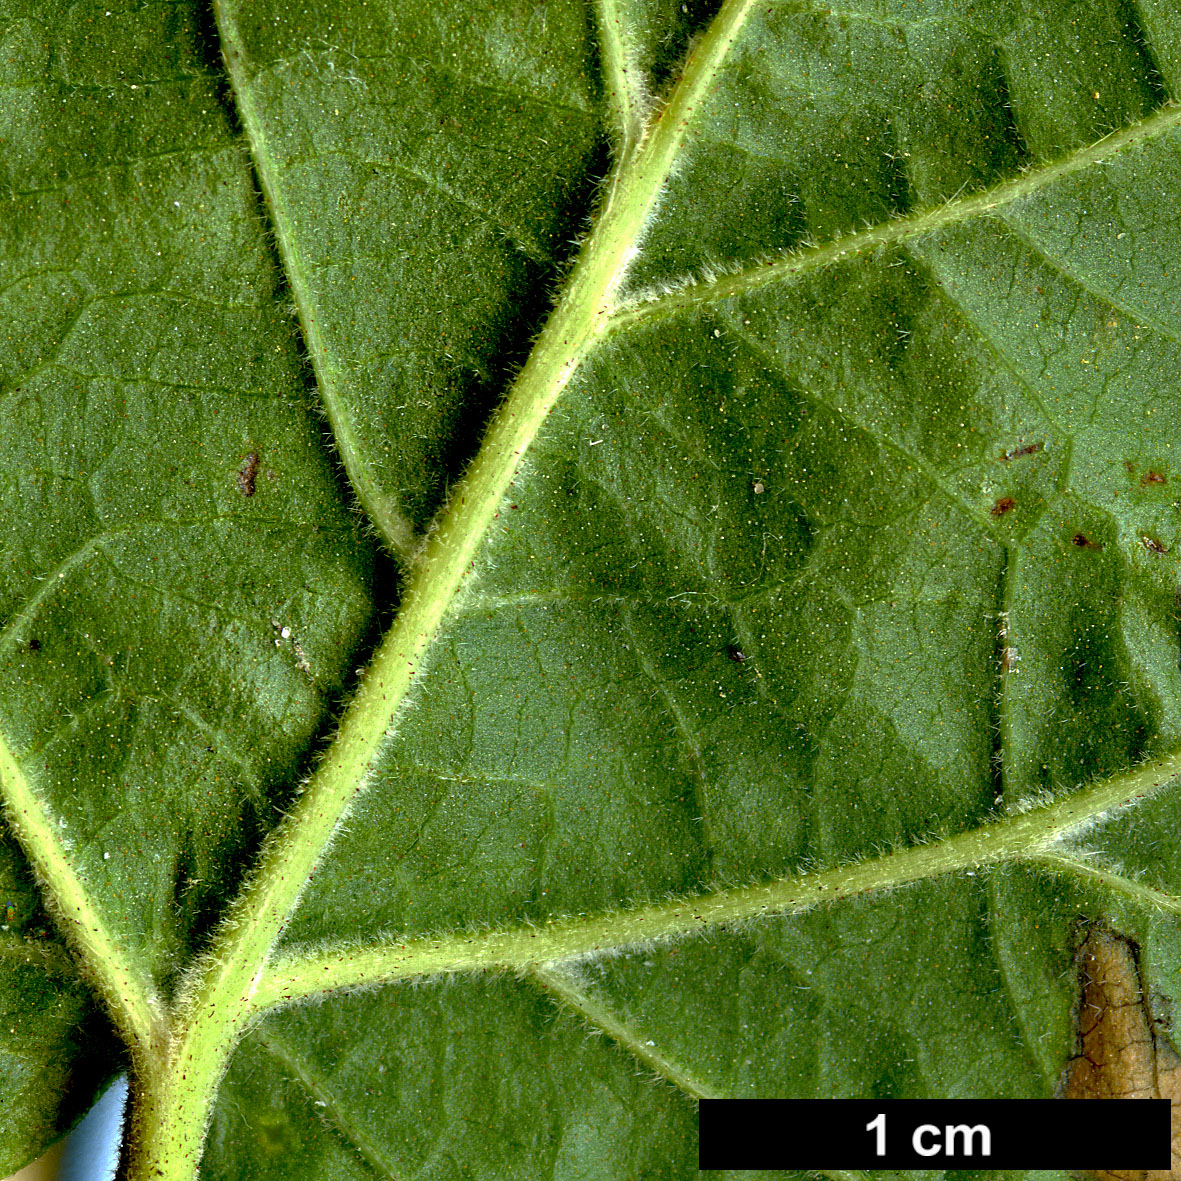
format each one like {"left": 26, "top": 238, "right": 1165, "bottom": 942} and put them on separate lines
{"left": 3, "top": 0, "right": 1181, "bottom": 1177}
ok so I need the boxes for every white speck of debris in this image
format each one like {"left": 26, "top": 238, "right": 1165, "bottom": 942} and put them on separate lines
{"left": 314, "top": 1100, "right": 327, "bottom": 1107}
{"left": 280, "top": 626, "right": 291, "bottom": 640}
{"left": 588, "top": 439, "right": 603, "bottom": 446}
{"left": 646, "top": 1040, "right": 656, "bottom": 1047}
{"left": 293, "top": 638, "right": 312, "bottom": 674}
{"left": 753, "top": 480, "right": 765, "bottom": 494}
{"left": 103, "top": 852, "right": 110, "bottom": 860}
{"left": 173, "top": 201, "right": 180, "bottom": 208}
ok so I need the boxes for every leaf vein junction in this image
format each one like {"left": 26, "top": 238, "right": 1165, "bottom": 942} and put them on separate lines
{"left": 250, "top": 748, "right": 1181, "bottom": 1012}
{"left": 255, "top": 1028, "right": 397, "bottom": 1179}
{"left": 607, "top": 103, "right": 1181, "bottom": 331}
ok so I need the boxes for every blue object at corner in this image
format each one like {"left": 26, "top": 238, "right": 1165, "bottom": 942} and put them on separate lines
{"left": 59, "top": 1076, "right": 126, "bottom": 1181}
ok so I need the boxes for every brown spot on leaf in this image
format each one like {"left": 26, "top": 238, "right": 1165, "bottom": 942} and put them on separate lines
{"left": 1142, "top": 471, "right": 1167, "bottom": 487}
{"left": 1143, "top": 536, "right": 1169, "bottom": 556}
{"left": 991, "top": 496, "right": 1016, "bottom": 517}
{"left": 237, "top": 451, "right": 260, "bottom": 497}
{"left": 1073, "top": 533, "right": 1104, "bottom": 550}
{"left": 999, "top": 442, "right": 1044, "bottom": 461}
{"left": 1064, "top": 927, "right": 1181, "bottom": 1180}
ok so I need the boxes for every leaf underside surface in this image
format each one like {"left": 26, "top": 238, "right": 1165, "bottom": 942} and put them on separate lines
{"left": 2, "top": 0, "right": 1181, "bottom": 1177}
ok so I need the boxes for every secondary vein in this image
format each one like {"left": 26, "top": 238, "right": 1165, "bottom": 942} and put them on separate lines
{"left": 247, "top": 744, "right": 1181, "bottom": 1012}
{"left": 531, "top": 963, "right": 720, "bottom": 1099}
{"left": 1028, "top": 850, "right": 1181, "bottom": 918}
{"left": 606, "top": 102, "right": 1181, "bottom": 333}
{"left": 596, "top": 0, "right": 647, "bottom": 154}
{"left": 0, "top": 732, "right": 164, "bottom": 1059}
{"left": 213, "top": 4, "right": 416, "bottom": 559}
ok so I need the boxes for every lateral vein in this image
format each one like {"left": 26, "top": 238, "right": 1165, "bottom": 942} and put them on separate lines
{"left": 1028, "top": 850, "right": 1181, "bottom": 918}
{"left": 213, "top": 7, "right": 416, "bottom": 559}
{"left": 248, "top": 745, "right": 1181, "bottom": 1011}
{"left": 596, "top": 0, "right": 647, "bottom": 154}
{"left": 607, "top": 102, "right": 1181, "bottom": 332}
{"left": 531, "top": 963, "right": 720, "bottom": 1099}
{"left": 0, "top": 733, "right": 164, "bottom": 1058}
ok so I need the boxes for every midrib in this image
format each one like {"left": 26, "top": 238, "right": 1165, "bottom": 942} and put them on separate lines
{"left": 134, "top": 2, "right": 763, "bottom": 1174}
{"left": 199, "top": 0, "right": 766, "bottom": 1016}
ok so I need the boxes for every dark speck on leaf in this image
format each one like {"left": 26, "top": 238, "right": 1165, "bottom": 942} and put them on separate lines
{"left": 990, "top": 496, "right": 1016, "bottom": 517}
{"left": 237, "top": 451, "right": 260, "bottom": 497}
{"left": 1072, "top": 532, "right": 1103, "bottom": 550}
{"left": 27, "top": 638, "right": 40, "bottom": 651}
{"left": 727, "top": 645, "right": 747, "bottom": 662}
{"left": 999, "top": 442, "right": 1043, "bottom": 462}
{"left": 1141, "top": 470, "right": 1167, "bottom": 487}
{"left": 1143, "top": 536, "right": 1169, "bottom": 555}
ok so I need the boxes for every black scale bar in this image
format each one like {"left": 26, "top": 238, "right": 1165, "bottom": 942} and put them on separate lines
{"left": 699, "top": 1098, "right": 1171, "bottom": 1170}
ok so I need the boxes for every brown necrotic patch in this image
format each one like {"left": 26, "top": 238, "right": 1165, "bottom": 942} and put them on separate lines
{"left": 1063, "top": 927, "right": 1181, "bottom": 1180}
{"left": 236, "top": 451, "right": 260, "bottom": 497}
{"left": 991, "top": 496, "right": 1016, "bottom": 517}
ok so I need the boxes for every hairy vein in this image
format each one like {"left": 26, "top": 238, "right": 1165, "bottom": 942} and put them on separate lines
{"left": 606, "top": 102, "right": 1181, "bottom": 332}
{"left": 132, "top": 3, "right": 762, "bottom": 1176}
{"left": 596, "top": 0, "right": 647, "bottom": 154}
{"left": 531, "top": 963, "right": 719, "bottom": 1099}
{"left": 1028, "top": 850, "right": 1181, "bottom": 918}
{"left": 0, "top": 733, "right": 164, "bottom": 1058}
{"left": 247, "top": 745, "right": 1181, "bottom": 1011}
{"left": 212, "top": 3, "right": 416, "bottom": 558}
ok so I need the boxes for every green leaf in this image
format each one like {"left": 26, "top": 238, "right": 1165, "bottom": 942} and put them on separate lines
{"left": 3, "top": 0, "right": 1181, "bottom": 1176}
